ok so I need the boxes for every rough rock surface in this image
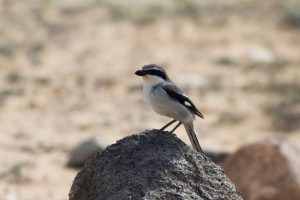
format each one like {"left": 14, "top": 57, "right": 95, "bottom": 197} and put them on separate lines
{"left": 221, "top": 138, "right": 300, "bottom": 200}
{"left": 69, "top": 129, "right": 242, "bottom": 200}
{"left": 67, "top": 138, "right": 106, "bottom": 168}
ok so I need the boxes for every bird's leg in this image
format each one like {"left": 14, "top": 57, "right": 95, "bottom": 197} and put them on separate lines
{"left": 170, "top": 122, "right": 182, "bottom": 133}
{"left": 160, "top": 119, "right": 177, "bottom": 131}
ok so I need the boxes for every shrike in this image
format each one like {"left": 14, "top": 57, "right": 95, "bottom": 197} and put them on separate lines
{"left": 135, "top": 64, "right": 204, "bottom": 152}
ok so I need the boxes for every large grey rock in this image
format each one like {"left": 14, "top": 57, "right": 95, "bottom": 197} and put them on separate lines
{"left": 69, "top": 130, "right": 242, "bottom": 200}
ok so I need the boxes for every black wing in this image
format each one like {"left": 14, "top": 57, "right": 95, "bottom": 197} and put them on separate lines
{"left": 161, "top": 84, "right": 204, "bottom": 119}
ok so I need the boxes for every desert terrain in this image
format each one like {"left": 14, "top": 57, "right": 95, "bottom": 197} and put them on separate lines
{"left": 0, "top": 0, "right": 300, "bottom": 199}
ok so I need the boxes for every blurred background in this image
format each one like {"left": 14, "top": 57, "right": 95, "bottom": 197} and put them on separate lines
{"left": 0, "top": 0, "right": 300, "bottom": 199}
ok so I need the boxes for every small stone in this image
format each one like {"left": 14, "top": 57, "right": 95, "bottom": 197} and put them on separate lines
{"left": 204, "top": 150, "right": 230, "bottom": 164}
{"left": 67, "top": 138, "right": 106, "bottom": 168}
{"left": 246, "top": 46, "right": 274, "bottom": 63}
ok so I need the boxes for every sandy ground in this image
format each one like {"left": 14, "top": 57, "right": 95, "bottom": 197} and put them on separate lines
{"left": 0, "top": 0, "right": 300, "bottom": 199}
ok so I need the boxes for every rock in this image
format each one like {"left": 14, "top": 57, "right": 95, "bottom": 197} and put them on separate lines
{"left": 246, "top": 46, "right": 274, "bottom": 63}
{"left": 3, "top": 191, "right": 17, "bottom": 200}
{"left": 221, "top": 138, "right": 300, "bottom": 200}
{"left": 67, "top": 138, "right": 106, "bottom": 168}
{"left": 69, "top": 129, "right": 242, "bottom": 200}
{"left": 204, "top": 150, "right": 230, "bottom": 164}
{"left": 284, "top": 5, "right": 300, "bottom": 28}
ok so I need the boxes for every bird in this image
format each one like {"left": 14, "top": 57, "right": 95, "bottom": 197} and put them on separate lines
{"left": 135, "top": 64, "right": 204, "bottom": 152}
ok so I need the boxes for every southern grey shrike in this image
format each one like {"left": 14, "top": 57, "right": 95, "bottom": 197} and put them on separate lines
{"left": 135, "top": 64, "right": 204, "bottom": 152}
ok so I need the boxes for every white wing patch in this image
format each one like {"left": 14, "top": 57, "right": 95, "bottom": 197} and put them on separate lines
{"left": 184, "top": 101, "right": 192, "bottom": 107}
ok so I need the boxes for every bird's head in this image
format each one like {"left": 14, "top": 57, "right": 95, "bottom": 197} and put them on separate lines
{"left": 135, "top": 64, "right": 168, "bottom": 85}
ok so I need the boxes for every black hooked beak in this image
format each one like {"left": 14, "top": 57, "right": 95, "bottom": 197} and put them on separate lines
{"left": 135, "top": 70, "right": 145, "bottom": 76}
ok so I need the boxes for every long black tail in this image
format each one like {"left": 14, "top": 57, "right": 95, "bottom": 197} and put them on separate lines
{"left": 183, "top": 122, "right": 203, "bottom": 153}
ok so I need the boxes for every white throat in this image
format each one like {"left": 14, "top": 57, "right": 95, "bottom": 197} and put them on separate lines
{"left": 142, "top": 75, "right": 165, "bottom": 87}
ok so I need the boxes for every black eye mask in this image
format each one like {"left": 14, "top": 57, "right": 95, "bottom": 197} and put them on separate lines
{"left": 143, "top": 69, "right": 167, "bottom": 80}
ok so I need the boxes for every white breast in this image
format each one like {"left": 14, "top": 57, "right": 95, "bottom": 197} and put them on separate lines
{"left": 142, "top": 83, "right": 194, "bottom": 123}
